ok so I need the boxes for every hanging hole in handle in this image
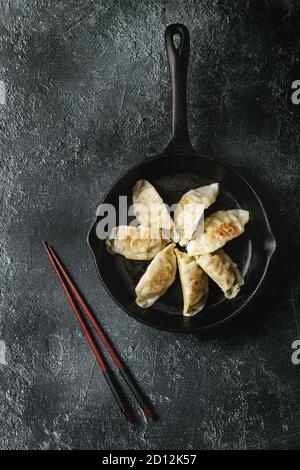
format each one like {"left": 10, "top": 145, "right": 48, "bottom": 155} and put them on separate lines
{"left": 173, "top": 33, "right": 181, "bottom": 50}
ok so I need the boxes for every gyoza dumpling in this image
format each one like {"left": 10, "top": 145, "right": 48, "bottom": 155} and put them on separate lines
{"left": 132, "top": 179, "right": 179, "bottom": 242}
{"left": 106, "top": 226, "right": 168, "bottom": 260}
{"left": 175, "top": 249, "right": 209, "bottom": 317}
{"left": 197, "top": 249, "right": 244, "bottom": 299}
{"left": 174, "top": 183, "right": 219, "bottom": 246}
{"left": 187, "top": 209, "right": 249, "bottom": 255}
{"left": 135, "top": 243, "right": 177, "bottom": 308}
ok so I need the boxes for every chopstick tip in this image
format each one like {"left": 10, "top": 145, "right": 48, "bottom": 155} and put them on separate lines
{"left": 144, "top": 407, "right": 154, "bottom": 419}
{"left": 43, "top": 241, "right": 53, "bottom": 252}
{"left": 124, "top": 409, "right": 135, "bottom": 423}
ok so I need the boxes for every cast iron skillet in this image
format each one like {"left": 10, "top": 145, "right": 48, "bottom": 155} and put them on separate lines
{"left": 88, "top": 24, "right": 276, "bottom": 332}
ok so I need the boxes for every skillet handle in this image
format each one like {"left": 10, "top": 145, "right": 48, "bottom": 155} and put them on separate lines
{"left": 165, "top": 24, "right": 194, "bottom": 153}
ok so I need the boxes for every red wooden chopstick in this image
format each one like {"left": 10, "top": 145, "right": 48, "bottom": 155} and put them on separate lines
{"left": 43, "top": 241, "right": 153, "bottom": 420}
{"left": 43, "top": 242, "right": 133, "bottom": 422}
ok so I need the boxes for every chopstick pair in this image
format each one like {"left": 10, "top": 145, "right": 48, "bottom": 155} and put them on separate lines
{"left": 43, "top": 241, "right": 153, "bottom": 422}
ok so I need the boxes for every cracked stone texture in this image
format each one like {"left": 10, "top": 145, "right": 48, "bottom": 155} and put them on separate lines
{"left": 0, "top": 0, "right": 299, "bottom": 450}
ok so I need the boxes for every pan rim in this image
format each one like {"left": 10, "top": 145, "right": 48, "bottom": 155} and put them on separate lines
{"left": 87, "top": 152, "right": 276, "bottom": 333}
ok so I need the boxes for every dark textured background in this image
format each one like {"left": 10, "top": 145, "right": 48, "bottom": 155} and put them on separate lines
{"left": 0, "top": 0, "right": 299, "bottom": 450}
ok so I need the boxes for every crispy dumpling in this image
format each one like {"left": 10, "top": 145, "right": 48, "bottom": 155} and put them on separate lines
{"left": 187, "top": 209, "right": 249, "bottom": 255}
{"left": 197, "top": 249, "right": 244, "bottom": 299}
{"left": 174, "top": 183, "right": 219, "bottom": 247}
{"left": 132, "top": 179, "right": 179, "bottom": 242}
{"left": 106, "top": 226, "right": 168, "bottom": 260}
{"left": 135, "top": 243, "right": 177, "bottom": 308}
{"left": 175, "top": 249, "right": 209, "bottom": 317}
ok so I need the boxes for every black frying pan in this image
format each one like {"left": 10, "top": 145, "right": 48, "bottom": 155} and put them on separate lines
{"left": 88, "top": 24, "right": 276, "bottom": 332}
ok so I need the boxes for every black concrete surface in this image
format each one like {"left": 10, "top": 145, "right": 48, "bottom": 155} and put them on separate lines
{"left": 0, "top": 0, "right": 299, "bottom": 450}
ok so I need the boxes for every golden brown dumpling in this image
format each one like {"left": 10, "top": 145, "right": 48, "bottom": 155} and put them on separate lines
{"left": 174, "top": 183, "right": 219, "bottom": 247}
{"left": 187, "top": 209, "right": 249, "bottom": 255}
{"left": 197, "top": 249, "right": 244, "bottom": 299}
{"left": 132, "top": 179, "right": 179, "bottom": 242}
{"left": 175, "top": 249, "right": 209, "bottom": 316}
{"left": 135, "top": 243, "right": 177, "bottom": 308}
{"left": 106, "top": 226, "right": 168, "bottom": 260}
